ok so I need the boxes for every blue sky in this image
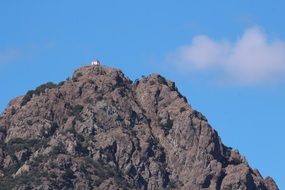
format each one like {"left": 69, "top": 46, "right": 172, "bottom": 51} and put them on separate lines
{"left": 1, "top": 1, "right": 284, "bottom": 188}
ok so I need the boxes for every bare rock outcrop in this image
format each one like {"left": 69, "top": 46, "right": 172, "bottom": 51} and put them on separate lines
{"left": 0, "top": 65, "right": 279, "bottom": 189}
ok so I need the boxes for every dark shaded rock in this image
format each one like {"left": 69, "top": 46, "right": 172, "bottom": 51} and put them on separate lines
{"left": 264, "top": 177, "right": 279, "bottom": 190}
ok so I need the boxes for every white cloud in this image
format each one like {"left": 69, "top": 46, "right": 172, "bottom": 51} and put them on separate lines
{"left": 170, "top": 26, "right": 285, "bottom": 85}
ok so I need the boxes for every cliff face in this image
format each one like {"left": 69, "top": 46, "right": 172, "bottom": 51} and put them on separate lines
{"left": 0, "top": 65, "right": 279, "bottom": 190}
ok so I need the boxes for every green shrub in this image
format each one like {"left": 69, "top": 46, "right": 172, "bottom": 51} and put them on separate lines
{"left": 58, "top": 81, "right": 65, "bottom": 86}
{"left": 50, "top": 161, "right": 57, "bottom": 169}
{"left": 75, "top": 142, "right": 89, "bottom": 156}
{"left": 179, "top": 107, "right": 186, "bottom": 113}
{"left": 166, "top": 180, "right": 177, "bottom": 189}
{"left": 8, "top": 138, "right": 40, "bottom": 146}
{"left": 163, "top": 117, "right": 173, "bottom": 131}
{"left": 0, "top": 126, "right": 7, "bottom": 134}
{"left": 21, "top": 90, "right": 34, "bottom": 106}
{"left": 41, "top": 122, "right": 58, "bottom": 138}
{"left": 67, "top": 104, "right": 84, "bottom": 121}
{"left": 33, "top": 138, "right": 49, "bottom": 149}
{"left": 27, "top": 120, "right": 33, "bottom": 126}
{"left": 33, "top": 154, "right": 45, "bottom": 163}
{"left": 72, "top": 105, "right": 83, "bottom": 116}
{"left": 79, "top": 163, "right": 87, "bottom": 174}
{"left": 11, "top": 107, "right": 16, "bottom": 115}
{"left": 34, "top": 82, "right": 57, "bottom": 96}
{"left": 50, "top": 171, "right": 58, "bottom": 179}
{"left": 51, "top": 142, "right": 66, "bottom": 155}
{"left": 4, "top": 138, "right": 47, "bottom": 157}
{"left": 21, "top": 82, "right": 57, "bottom": 106}
{"left": 62, "top": 168, "right": 76, "bottom": 180}
{"left": 95, "top": 178, "right": 103, "bottom": 187}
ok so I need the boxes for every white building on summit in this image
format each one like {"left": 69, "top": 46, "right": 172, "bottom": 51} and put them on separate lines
{"left": 91, "top": 60, "right": 100, "bottom": 66}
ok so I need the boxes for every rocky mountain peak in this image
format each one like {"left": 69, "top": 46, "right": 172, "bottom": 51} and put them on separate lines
{"left": 72, "top": 65, "right": 130, "bottom": 84}
{"left": 0, "top": 65, "right": 279, "bottom": 189}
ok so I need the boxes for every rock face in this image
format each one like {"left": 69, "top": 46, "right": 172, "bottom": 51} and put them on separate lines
{"left": 0, "top": 65, "right": 279, "bottom": 190}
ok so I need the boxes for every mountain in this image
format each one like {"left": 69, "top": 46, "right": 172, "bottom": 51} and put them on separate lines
{"left": 0, "top": 65, "right": 279, "bottom": 190}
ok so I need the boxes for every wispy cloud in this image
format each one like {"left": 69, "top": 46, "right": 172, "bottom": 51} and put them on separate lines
{"left": 0, "top": 42, "right": 56, "bottom": 65}
{"left": 0, "top": 49, "right": 20, "bottom": 64}
{"left": 169, "top": 26, "right": 285, "bottom": 85}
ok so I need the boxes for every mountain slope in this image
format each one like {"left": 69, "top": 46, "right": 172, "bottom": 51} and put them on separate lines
{"left": 0, "top": 65, "right": 279, "bottom": 190}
